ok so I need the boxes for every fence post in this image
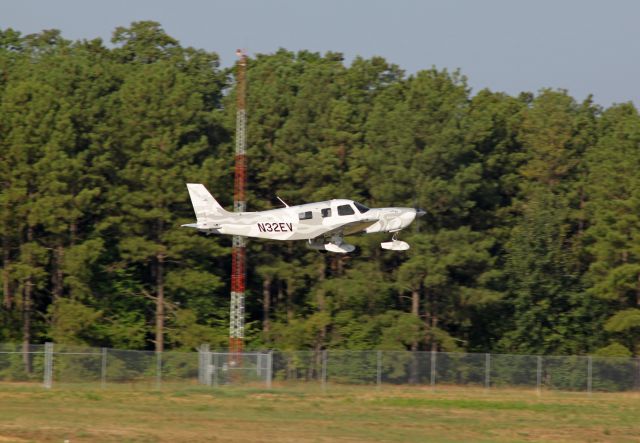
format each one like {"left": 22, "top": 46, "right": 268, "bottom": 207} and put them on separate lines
{"left": 257, "top": 353, "right": 262, "bottom": 376}
{"left": 321, "top": 350, "right": 328, "bottom": 392}
{"left": 155, "top": 351, "right": 162, "bottom": 390}
{"left": 266, "top": 351, "right": 273, "bottom": 389}
{"left": 198, "top": 344, "right": 210, "bottom": 385}
{"left": 206, "top": 350, "right": 213, "bottom": 385}
{"left": 211, "top": 352, "right": 218, "bottom": 387}
{"left": 101, "top": 348, "right": 107, "bottom": 389}
{"left": 536, "top": 355, "right": 542, "bottom": 396}
{"left": 430, "top": 350, "right": 436, "bottom": 390}
{"left": 197, "top": 347, "right": 200, "bottom": 384}
{"left": 43, "top": 342, "right": 53, "bottom": 389}
{"left": 485, "top": 353, "right": 491, "bottom": 390}
{"left": 197, "top": 345, "right": 202, "bottom": 384}
{"left": 587, "top": 356, "right": 592, "bottom": 396}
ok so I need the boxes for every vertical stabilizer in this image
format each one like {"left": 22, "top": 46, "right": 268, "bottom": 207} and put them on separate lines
{"left": 186, "top": 183, "right": 229, "bottom": 221}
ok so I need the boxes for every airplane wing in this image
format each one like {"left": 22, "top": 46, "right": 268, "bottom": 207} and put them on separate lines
{"left": 315, "top": 219, "right": 378, "bottom": 239}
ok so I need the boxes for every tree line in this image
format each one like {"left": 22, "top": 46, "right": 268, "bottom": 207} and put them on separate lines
{"left": 1, "top": 22, "right": 639, "bottom": 358}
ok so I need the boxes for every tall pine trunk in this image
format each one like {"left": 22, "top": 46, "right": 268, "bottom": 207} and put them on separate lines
{"left": 317, "top": 257, "right": 327, "bottom": 341}
{"left": 70, "top": 220, "right": 77, "bottom": 245}
{"left": 2, "top": 239, "right": 11, "bottom": 308}
{"left": 286, "top": 279, "right": 294, "bottom": 323}
{"left": 22, "top": 280, "right": 32, "bottom": 373}
{"left": 262, "top": 275, "right": 271, "bottom": 333}
{"left": 51, "top": 244, "right": 64, "bottom": 300}
{"left": 430, "top": 315, "right": 439, "bottom": 352}
{"left": 425, "top": 288, "right": 438, "bottom": 352}
{"left": 22, "top": 226, "right": 34, "bottom": 374}
{"left": 2, "top": 181, "right": 12, "bottom": 308}
{"left": 155, "top": 253, "right": 165, "bottom": 352}
{"left": 313, "top": 257, "right": 328, "bottom": 380}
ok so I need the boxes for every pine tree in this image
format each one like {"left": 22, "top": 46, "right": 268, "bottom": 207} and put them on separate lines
{"left": 583, "top": 103, "right": 640, "bottom": 354}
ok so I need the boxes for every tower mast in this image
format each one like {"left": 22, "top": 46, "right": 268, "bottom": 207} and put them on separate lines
{"left": 230, "top": 49, "right": 248, "bottom": 357}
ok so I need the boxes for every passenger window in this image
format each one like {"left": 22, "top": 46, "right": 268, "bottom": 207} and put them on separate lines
{"left": 298, "top": 211, "right": 313, "bottom": 220}
{"left": 321, "top": 208, "right": 331, "bottom": 218}
{"left": 337, "top": 204, "right": 355, "bottom": 216}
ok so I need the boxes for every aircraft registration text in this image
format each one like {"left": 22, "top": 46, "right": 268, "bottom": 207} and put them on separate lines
{"left": 257, "top": 222, "right": 293, "bottom": 233}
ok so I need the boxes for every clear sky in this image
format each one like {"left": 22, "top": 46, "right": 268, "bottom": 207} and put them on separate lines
{"left": 2, "top": 0, "right": 639, "bottom": 107}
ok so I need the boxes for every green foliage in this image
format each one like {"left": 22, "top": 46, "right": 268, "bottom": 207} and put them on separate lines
{"left": 47, "top": 298, "right": 102, "bottom": 345}
{"left": 605, "top": 308, "right": 640, "bottom": 332}
{"left": 168, "top": 309, "right": 227, "bottom": 350}
{"left": 0, "top": 23, "right": 639, "bottom": 358}
{"left": 603, "top": 309, "right": 640, "bottom": 353}
{"left": 594, "top": 343, "right": 632, "bottom": 357}
{"left": 98, "top": 310, "right": 147, "bottom": 349}
{"left": 499, "top": 191, "right": 595, "bottom": 354}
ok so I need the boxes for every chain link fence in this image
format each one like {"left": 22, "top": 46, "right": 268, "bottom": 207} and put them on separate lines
{"left": 1, "top": 344, "right": 639, "bottom": 393}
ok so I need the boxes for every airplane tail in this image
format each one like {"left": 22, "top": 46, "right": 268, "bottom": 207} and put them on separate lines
{"left": 186, "top": 183, "right": 230, "bottom": 222}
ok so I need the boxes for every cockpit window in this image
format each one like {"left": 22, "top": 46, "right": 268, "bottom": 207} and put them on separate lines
{"left": 337, "top": 204, "right": 355, "bottom": 216}
{"left": 354, "top": 202, "right": 370, "bottom": 213}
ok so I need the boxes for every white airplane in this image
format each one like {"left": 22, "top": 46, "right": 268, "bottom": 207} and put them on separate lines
{"left": 183, "top": 183, "right": 425, "bottom": 253}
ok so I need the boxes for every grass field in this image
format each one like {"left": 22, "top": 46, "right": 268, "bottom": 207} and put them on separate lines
{"left": 0, "top": 383, "right": 638, "bottom": 442}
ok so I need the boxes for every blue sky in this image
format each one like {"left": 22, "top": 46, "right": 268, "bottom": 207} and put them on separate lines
{"left": 2, "top": 0, "right": 638, "bottom": 107}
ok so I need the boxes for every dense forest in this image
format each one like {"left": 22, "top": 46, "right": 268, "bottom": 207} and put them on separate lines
{"left": 1, "top": 21, "right": 639, "bottom": 357}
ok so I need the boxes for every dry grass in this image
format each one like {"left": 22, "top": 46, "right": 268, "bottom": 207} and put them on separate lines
{"left": 0, "top": 383, "right": 638, "bottom": 442}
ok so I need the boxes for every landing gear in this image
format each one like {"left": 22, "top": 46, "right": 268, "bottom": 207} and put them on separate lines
{"left": 325, "top": 234, "right": 355, "bottom": 253}
{"left": 381, "top": 231, "right": 410, "bottom": 251}
{"left": 307, "top": 236, "right": 355, "bottom": 254}
{"left": 324, "top": 242, "right": 356, "bottom": 253}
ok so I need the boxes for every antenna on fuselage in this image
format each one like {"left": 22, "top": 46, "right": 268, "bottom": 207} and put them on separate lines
{"left": 276, "top": 196, "right": 289, "bottom": 207}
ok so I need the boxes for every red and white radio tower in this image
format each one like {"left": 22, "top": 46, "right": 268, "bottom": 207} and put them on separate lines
{"left": 230, "top": 49, "right": 248, "bottom": 357}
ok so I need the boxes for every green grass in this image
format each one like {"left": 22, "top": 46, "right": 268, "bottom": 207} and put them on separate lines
{"left": 374, "top": 396, "right": 595, "bottom": 412}
{"left": 0, "top": 383, "right": 638, "bottom": 442}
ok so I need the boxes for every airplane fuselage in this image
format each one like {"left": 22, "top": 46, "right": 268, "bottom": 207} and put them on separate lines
{"left": 183, "top": 183, "right": 424, "bottom": 252}
{"left": 194, "top": 199, "right": 418, "bottom": 240}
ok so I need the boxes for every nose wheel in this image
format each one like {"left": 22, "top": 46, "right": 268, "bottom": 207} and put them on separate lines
{"left": 381, "top": 231, "right": 410, "bottom": 251}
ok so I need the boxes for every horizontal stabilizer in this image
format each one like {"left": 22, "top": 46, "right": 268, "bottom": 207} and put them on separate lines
{"left": 181, "top": 222, "right": 221, "bottom": 230}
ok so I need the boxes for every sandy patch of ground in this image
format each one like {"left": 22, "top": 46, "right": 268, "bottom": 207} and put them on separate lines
{"left": 0, "top": 435, "right": 28, "bottom": 442}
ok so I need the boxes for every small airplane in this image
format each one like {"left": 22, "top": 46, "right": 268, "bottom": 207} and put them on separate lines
{"left": 183, "top": 183, "right": 425, "bottom": 253}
